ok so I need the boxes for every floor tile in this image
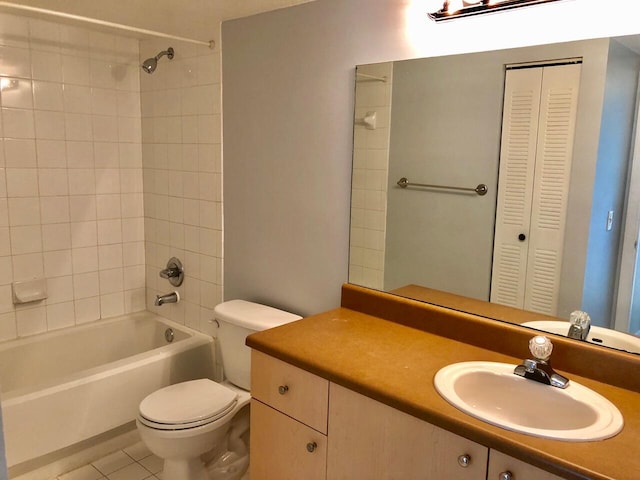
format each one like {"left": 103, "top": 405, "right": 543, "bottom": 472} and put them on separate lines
{"left": 106, "top": 463, "right": 151, "bottom": 480}
{"left": 58, "top": 464, "right": 105, "bottom": 480}
{"left": 122, "top": 442, "right": 152, "bottom": 461}
{"left": 92, "top": 451, "right": 135, "bottom": 475}
{"left": 138, "top": 455, "right": 163, "bottom": 474}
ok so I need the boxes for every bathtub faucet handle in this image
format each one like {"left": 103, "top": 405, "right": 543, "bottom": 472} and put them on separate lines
{"left": 159, "top": 257, "right": 184, "bottom": 286}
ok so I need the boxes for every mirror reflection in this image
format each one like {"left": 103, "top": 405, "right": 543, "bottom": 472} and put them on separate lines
{"left": 349, "top": 35, "right": 640, "bottom": 353}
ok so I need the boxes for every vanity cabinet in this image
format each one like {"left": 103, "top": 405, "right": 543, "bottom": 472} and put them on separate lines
{"left": 327, "top": 383, "right": 488, "bottom": 479}
{"left": 487, "top": 450, "right": 564, "bottom": 480}
{"left": 250, "top": 351, "right": 329, "bottom": 480}
{"left": 250, "top": 351, "right": 567, "bottom": 480}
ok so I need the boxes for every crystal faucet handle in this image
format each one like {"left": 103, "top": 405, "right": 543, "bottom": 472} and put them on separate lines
{"left": 529, "top": 335, "right": 553, "bottom": 361}
{"left": 569, "top": 310, "right": 591, "bottom": 328}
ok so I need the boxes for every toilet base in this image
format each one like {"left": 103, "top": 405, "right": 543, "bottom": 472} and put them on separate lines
{"left": 207, "top": 450, "right": 249, "bottom": 480}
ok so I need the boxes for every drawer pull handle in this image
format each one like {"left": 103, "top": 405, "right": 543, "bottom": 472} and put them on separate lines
{"left": 306, "top": 441, "right": 317, "bottom": 453}
{"left": 278, "top": 385, "right": 289, "bottom": 395}
{"left": 499, "top": 472, "right": 513, "bottom": 480}
{"left": 457, "top": 454, "right": 471, "bottom": 467}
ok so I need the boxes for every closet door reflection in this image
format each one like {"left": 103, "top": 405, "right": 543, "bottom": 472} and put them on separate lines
{"left": 491, "top": 62, "right": 582, "bottom": 316}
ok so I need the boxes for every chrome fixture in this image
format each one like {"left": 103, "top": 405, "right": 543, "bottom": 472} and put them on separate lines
{"left": 428, "top": 0, "right": 565, "bottom": 22}
{"left": 164, "top": 328, "right": 175, "bottom": 343}
{"left": 567, "top": 310, "right": 591, "bottom": 341}
{"left": 141, "top": 47, "right": 174, "bottom": 74}
{"left": 155, "top": 291, "right": 179, "bottom": 306}
{"left": 397, "top": 177, "right": 488, "bottom": 196}
{"left": 514, "top": 336, "right": 569, "bottom": 389}
{"left": 159, "top": 257, "right": 184, "bottom": 287}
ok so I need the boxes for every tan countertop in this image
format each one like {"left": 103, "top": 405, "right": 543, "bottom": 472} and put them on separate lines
{"left": 247, "top": 303, "right": 640, "bottom": 480}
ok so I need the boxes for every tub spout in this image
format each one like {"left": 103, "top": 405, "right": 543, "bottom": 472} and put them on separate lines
{"left": 155, "top": 291, "right": 179, "bottom": 306}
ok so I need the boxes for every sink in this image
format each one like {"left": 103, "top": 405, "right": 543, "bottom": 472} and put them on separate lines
{"left": 521, "top": 321, "right": 640, "bottom": 354}
{"left": 434, "top": 361, "right": 623, "bottom": 441}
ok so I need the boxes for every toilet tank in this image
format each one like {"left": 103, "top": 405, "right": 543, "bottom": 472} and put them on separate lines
{"left": 215, "top": 300, "right": 301, "bottom": 390}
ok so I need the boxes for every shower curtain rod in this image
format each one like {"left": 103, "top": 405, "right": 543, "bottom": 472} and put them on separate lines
{"left": 0, "top": 1, "right": 214, "bottom": 49}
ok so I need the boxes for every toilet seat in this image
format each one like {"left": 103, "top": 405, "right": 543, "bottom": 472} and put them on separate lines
{"left": 139, "top": 379, "right": 238, "bottom": 430}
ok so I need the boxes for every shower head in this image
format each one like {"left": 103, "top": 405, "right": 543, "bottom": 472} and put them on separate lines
{"left": 141, "top": 47, "right": 174, "bottom": 74}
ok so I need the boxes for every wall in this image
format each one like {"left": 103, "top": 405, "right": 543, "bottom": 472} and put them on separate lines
{"left": 139, "top": 36, "right": 223, "bottom": 334}
{"left": 222, "top": 0, "right": 640, "bottom": 316}
{"left": 583, "top": 40, "right": 640, "bottom": 327}
{"left": 0, "top": 12, "right": 145, "bottom": 341}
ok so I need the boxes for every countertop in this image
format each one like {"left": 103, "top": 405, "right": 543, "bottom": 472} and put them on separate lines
{"left": 247, "top": 306, "right": 640, "bottom": 480}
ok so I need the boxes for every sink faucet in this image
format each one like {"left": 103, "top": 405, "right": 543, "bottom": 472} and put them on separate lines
{"left": 155, "top": 291, "right": 179, "bottom": 306}
{"left": 567, "top": 310, "right": 591, "bottom": 341}
{"left": 514, "top": 336, "right": 569, "bottom": 389}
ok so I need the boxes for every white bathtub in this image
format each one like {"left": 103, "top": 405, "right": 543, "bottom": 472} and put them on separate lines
{"left": 0, "top": 311, "right": 215, "bottom": 468}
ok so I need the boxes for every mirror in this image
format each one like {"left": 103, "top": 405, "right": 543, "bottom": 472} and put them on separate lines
{"left": 349, "top": 35, "right": 640, "bottom": 354}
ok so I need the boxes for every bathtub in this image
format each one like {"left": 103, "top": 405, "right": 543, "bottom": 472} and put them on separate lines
{"left": 0, "top": 311, "right": 215, "bottom": 468}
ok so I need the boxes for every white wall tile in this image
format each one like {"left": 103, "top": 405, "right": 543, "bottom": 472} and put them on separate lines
{"left": 36, "top": 140, "right": 66, "bottom": 168}
{"left": 16, "top": 306, "right": 46, "bottom": 336}
{"left": 2, "top": 108, "right": 35, "bottom": 138}
{"left": 0, "top": 13, "right": 29, "bottom": 49}
{"left": 8, "top": 197, "right": 40, "bottom": 226}
{"left": 42, "top": 223, "right": 71, "bottom": 251}
{"left": 0, "top": 46, "right": 31, "bottom": 77}
{"left": 62, "top": 55, "right": 91, "bottom": 86}
{"left": 73, "top": 271, "right": 99, "bottom": 299}
{"left": 34, "top": 110, "right": 66, "bottom": 139}
{"left": 38, "top": 168, "right": 68, "bottom": 196}
{"left": 33, "top": 81, "right": 64, "bottom": 111}
{"left": 66, "top": 141, "right": 94, "bottom": 168}
{"left": 69, "top": 195, "right": 96, "bottom": 222}
{"left": 10, "top": 225, "right": 42, "bottom": 254}
{"left": 43, "top": 249, "right": 72, "bottom": 277}
{"left": 46, "top": 301, "right": 75, "bottom": 330}
{"left": 72, "top": 246, "right": 98, "bottom": 274}
{"left": 74, "top": 296, "right": 100, "bottom": 323}
{"left": 6, "top": 168, "right": 38, "bottom": 197}
{"left": 31, "top": 50, "right": 63, "bottom": 82}
{"left": 1, "top": 78, "right": 33, "bottom": 109}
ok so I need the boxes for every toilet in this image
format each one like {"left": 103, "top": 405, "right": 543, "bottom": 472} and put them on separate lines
{"left": 136, "top": 300, "right": 302, "bottom": 480}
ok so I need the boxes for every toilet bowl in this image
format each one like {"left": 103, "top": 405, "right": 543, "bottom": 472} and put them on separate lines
{"left": 136, "top": 300, "right": 301, "bottom": 480}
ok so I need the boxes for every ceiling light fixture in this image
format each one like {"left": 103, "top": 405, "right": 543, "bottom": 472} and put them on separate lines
{"left": 428, "top": 0, "right": 565, "bottom": 22}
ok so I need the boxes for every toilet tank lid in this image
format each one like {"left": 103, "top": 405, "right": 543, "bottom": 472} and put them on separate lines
{"left": 214, "top": 300, "right": 302, "bottom": 330}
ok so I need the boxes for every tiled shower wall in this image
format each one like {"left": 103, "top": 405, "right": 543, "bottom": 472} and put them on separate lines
{"left": 349, "top": 62, "right": 393, "bottom": 290}
{"left": 0, "top": 13, "right": 145, "bottom": 341}
{"left": 140, "top": 37, "right": 223, "bottom": 334}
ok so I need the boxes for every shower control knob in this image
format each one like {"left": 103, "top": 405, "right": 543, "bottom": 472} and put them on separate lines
{"left": 306, "top": 442, "right": 317, "bottom": 453}
{"left": 457, "top": 454, "right": 471, "bottom": 467}
{"left": 499, "top": 472, "right": 513, "bottom": 480}
{"left": 278, "top": 385, "right": 289, "bottom": 395}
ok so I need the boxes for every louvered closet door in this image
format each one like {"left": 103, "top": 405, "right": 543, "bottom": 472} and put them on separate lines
{"left": 490, "top": 68, "right": 543, "bottom": 309}
{"left": 491, "top": 63, "right": 581, "bottom": 315}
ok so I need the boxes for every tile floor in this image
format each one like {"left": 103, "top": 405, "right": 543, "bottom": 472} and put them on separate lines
{"left": 56, "top": 443, "right": 163, "bottom": 480}
{"left": 55, "top": 441, "right": 250, "bottom": 480}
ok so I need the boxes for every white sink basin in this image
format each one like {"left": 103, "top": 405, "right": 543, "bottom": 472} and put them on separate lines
{"left": 521, "top": 321, "right": 640, "bottom": 354}
{"left": 434, "top": 361, "right": 623, "bottom": 441}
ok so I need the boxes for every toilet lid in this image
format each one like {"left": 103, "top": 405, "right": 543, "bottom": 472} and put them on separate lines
{"left": 139, "top": 379, "right": 238, "bottom": 427}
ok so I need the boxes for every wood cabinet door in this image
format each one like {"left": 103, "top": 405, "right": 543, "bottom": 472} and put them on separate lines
{"left": 327, "top": 384, "right": 487, "bottom": 479}
{"left": 488, "top": 450, "right": 565, "bottom": 480}
{"left": 250, "top": 399, "right": 327, "bottom": 480}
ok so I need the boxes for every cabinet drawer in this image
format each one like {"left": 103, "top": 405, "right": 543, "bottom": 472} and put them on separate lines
{"left": 250, "top": 399, "right": 327, "bottom": 480}
{"left": 251, "top": 350, "right": 329, "bottom": 433}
